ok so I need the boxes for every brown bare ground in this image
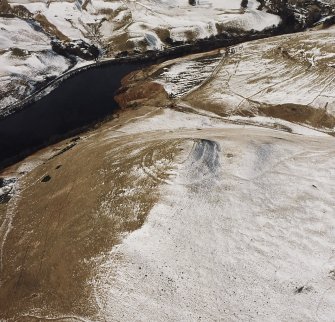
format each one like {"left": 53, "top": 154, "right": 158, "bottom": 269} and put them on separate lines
{"left": 34, "top": 13, "right": 69, "bottom": 41}
{"left": 115, "top": 81, "right": 169, "bottom": 109}
{"left": 0, "top": 106, "right": 183, "bottom": 320}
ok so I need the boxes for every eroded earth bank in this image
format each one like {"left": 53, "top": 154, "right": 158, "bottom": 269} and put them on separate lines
{"left": 1, "top": 25, "right": 335, "bottom": 321}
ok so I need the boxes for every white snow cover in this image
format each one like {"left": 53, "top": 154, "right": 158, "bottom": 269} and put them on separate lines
{"left": 155, "top": 28, "right": 335, "bottom": 118}
{"left": 124, "top": 0, "right": 280, "bottom": 45}
{"left": 0, "top": 44, "right": 70, "bottom": 109}
{"left": 10, "top": 0, "right": 123, "bottom": 42}
{"left": 120, "top": 108, "right": 329, "bottom": 137}
{"left": 92, "top": 109, "right": 335, "bottom": 321}
{"left": 155, "top": 54, "right": 223, "bottom": 98}
{"left": 1, "top": 0, "right": 282, "bottom": 109}
{"left": 206, "top": 30, "right": 335, "bottom": 113}
{"left": 0, "top": 17, "right": 50, "bottom": 51}
{"left": 0, "top": 17, "right": 71, "bottom": 109}
{"left": 8, "top": 0, "right": 281, "bottom": 48}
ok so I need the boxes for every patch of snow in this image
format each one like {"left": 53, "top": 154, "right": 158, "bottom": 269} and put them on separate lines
{"left": 0, "top": 17, "right": 50, "bottom": 51}
{"left": 93, "top": 123, "right": 335, "bottom": 321}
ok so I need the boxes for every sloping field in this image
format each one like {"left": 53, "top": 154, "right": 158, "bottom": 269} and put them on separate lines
{"left": 1, "top": 26, "right": 335, "bottom": 321}
{"left": 1, "top": 105, "right": 335, "bottom": 320}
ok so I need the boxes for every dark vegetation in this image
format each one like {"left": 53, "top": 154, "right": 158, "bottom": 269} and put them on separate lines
{"left": 241, "top": 0, "right": 248, "bottom": 9}
{"left": 51, "top": 39, "right": 100, "bottom": 61}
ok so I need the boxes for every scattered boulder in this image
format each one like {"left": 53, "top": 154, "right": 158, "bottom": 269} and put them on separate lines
{"left": 41, "top": 175, "right": 51, "bottom": 183}
{"left": 0, "top": 177, "right": 16, "bottom": 203}
{"left": 294, "top": 285, "right": 313, "bottom": 294}
{"left": 241, "top": 0, "right": 248, "bottom": 9}
{"left": 321, "top": 15, "right": 335, "bottom": 28}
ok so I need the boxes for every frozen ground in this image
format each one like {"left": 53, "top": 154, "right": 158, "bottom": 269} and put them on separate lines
{"left": 122, "top": 0, "right": 280, "bottom": 47}
{"left": 1, "top": 104, "right": 335, "bottom": 320}
{"left": 1, "top": 15, "right": 335, "bottom": 321}
{"left": 85, "top": 27, "right": 335, "bottom": 320}
{"left": 89, "top": 108, "right": 335, "bottom": 321}
{"left": 0, "top": 0, "right": 282, "bottom": 109}
{"left": 150, "top": 27, "right": 335, "bottom": 131}
{"left": 0, "top": 17, "right": 71, "bottom": 108}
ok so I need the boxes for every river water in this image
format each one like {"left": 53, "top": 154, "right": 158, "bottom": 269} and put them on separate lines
{"left": 0, "top": 61, "right": 145, "bottom": 169}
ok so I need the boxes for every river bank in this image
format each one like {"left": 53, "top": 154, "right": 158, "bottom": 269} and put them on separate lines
{"left": 0, "top": 25, "right": 302, "bottom": 171}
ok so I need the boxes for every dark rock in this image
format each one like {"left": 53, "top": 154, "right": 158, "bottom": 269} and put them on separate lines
{"left": 295, "top": 286, "right": 304, "bottom": 293}
{"left": 70, "top": 136, "right": 81, "bottom": 143}
{"left": 294, "top": 285, "right": 313, "bottom": 294}
{"left": 258, "top": 0, "right": 334, "bottom": 31}
{"left": 49, "top": 143, "right": 76, "bottom": 160}
{"left": 116, "top": 50, "right": 129, "bottom": 58}
{"left": 51, "top": 39, "right": 100, "bottom": 60}
{"left": 41, "top": 175, "right": 51, "bottom": 182}
{"left": 0, "top": 177, "right": 16, "bottom": 203}
{"left": 241, "top": 0, "right": 248, "bottom": 9}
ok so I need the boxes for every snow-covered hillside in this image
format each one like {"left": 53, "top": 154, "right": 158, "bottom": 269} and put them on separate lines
{"left": 0, "top": 17, "right": 71, "bottom": 108}
{"left": 92, "top": 109, "right": 335, "bottom": 322}
{"left": 1, "top": 4, "right": 335, "bottom": 321}
{"left": 1, "top": 105, "right": 335, "bottom": 320}
{"left": 7, "top": 0, "right": 281, "bottom": 51}
{"left": 1, "top": 0, "right": 333, "bottom": 110}
{"left": 1, "top": 25, "right": 335, "bottom": 320}
{"left": 135, "top": 26, "right": 335, "bottom": 132}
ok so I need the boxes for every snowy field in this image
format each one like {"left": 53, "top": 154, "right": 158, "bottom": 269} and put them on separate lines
{"left": 1, "top": 10, "right": 335, "bottom": 321}
{"left": 152, "top": 27, "right": 335, "bottom": 131}
{"left": 85, "top": 27, "right": 335, "bottom": 320}
{"left": 5, "top": 0, "right": 282, "bottom": 51}
{"left": 0, "top": 17, "right": 71, "bottom": 108}
{"left": 124, "top": 0, "right": 280, "bottom": 46}
{"left": 0, "top": 0, "right": 282, "bottom": 109}
{"left": 2, "top": 105, "right": 335, "bottom": 321}
{"left": 89, "top": 108, "right": 335, "bottom": 321}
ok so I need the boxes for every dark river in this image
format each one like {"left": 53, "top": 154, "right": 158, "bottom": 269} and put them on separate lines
{"left": 0, "top": 61, "right": 145, "bottom": 169}
{"left": 0, "top": 25, "right": 295, "bottom": 170}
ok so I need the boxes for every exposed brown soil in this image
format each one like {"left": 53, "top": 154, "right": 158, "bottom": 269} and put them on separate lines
{"left": 34, "top": 13, "right": 69, "bottom": 41}
{"left": 185, "top": 94, "right": 335, "bottom": 130}
{"left": 115, "top": 81, "right": 169, "bottom": 109}
{"left": 0, "top": 106, "right": 183, "bottom": 320}
{"left": 258, "top": 103, "right": 335, "bottom": 129}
